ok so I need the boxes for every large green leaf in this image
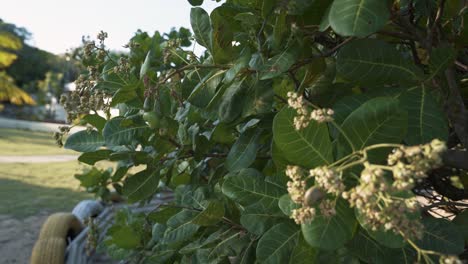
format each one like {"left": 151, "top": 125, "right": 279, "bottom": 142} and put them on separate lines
{"left": 329, "top": 0, "right": 390, "bottom": 37}
{"left": 226, "top": 129, "right": 261, "bottom": 172}
{"left": 347, "top": 230, "right": 416, "bottom": 264}
{"left": 355, "top": 209, "right": 405, "bottom": 248}
{"left": 453, "top": 210, "right": 468, "bottom": 244}
{"left": 192, "top": 200, "right": 225, "bottom": 226}
{"left": 64, "top": 130, "right": 104, "bottom": 152}
{"left": 163, "top": 210, "right": 200, "bottom": 245}
{"left": 416, "top": 218, "right": 465, "bottom": 255}
{"left": 301, "top": 199, "right": 356, "bottom": 250}
{"left": 221, "top": 169, "right": 285, "bottom": 206}
{"left": 82, "top": 114, "right": 107, "bottom": 132}
{"left": 260, "top": 51, "right": 296, "bottom": 80}
{"left": 256, "top": 223, "right": 300, "bottom": 264}
{"left": 190, "top": 7, "right": 212, "bottom": 50}
{"left": 336, "top": 39, "right": 421, "bottom": 85}
{"left": 123, "top": 170, "right": 160, "bottom": 203}
{"left": 399, "top": 86, "right": 448, "bottom": 145}
{"left": 103, "top": 117, "right": 146, "bottom": 146}
{"left": 289, "top": 235, "right": 317, "bottom": 264}
{"left": 210, "top": 6, "right": 236, "bottom": 63}
{"left": 278, "top": 194, "right": 301, "bottom": 217}
{"left": 428, "top": 45, "right": 457, "bottom": 79}
{"left": 107, "top": 225, "right": 141, "bottom": 249}
{"left": 240, "top": 200, "right": 286, "bottom": 236}
{"left": 337, "top": 97, "right": 408, "bottom": 156}
{"left": 242, "top": 79, "right": 275, "bottom": 117}
{"left": 78, "top": 150, "right": 112, "bottom": 165}
{"left": 273, "top": 107, "right": 333, "bottom": 169}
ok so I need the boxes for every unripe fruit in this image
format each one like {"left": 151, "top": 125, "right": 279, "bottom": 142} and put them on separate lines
{"left": 143, "top": 111, "right": 160, "bottom": 129}
{"left": 304, "top": 186, "right": 325, "bottom": 207}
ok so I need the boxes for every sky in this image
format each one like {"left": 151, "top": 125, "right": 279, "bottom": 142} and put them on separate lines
{"left": 1, "top": 0, "right": 222, "bottom": 55}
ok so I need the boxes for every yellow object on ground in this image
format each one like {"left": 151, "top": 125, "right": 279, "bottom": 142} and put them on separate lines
{"left": 38, "top": 213, "right": 83, "bottom": 239}
{"left": 31, "top": 213, "right": 83, "bottom": 264}
{"left": 30, "top": 238, "right": 66, "bottom": 264}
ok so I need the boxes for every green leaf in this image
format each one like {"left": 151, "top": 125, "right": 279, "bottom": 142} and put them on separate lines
{"left": 242, "top": 79, "right": 275, "bottom": 117}
{"left": 211, "top": 6, "right": 236, "bottom": 63}
{"left": 221, "top": 169, "right": 285, "bottom": 206}
{"left": 337, "top": 97, "right": 408, "bottom": 156}
{"left": 188, "top": 0, "right": 203, "bottom": 6}
{"left": 64, "top": 130, "right": 104, "bottom": 152}
{"left": 192, "top": 200, "right": 225, "bottom": 226}
{"left": 75, "top": 167, "right": 103, "bottom": 188}
{"left": 78, "top": 150, "right": 112, "bottom": 165}
{"left": 226, "top": 129, "right": 261, "bottom": 172}
{"left": 190, "top": 7, "right": 212, "bottom": 50}
{"left": 428, "top": 45, "right": 457, "bottom": 79}
{"left": 123, "top": 170, "right": 160, "bottom": 203}
{"left": 400, "top": 86, "right": 448, "bottom": 145}
{"left": 347, "top": 230, "right": 416, "bottom": 264}
{"left": 148, "top": 207, "right": 181, "bottom": 224}
{"left": 260, "top": 51, "right": 296, "bottom": 80}
{"left": 273, "top": 107, "right": 333, "bottom": 169}
{"left": 329, "top": 0, "right": 390, "bottom": 37}
{"left": 111, "top": 88, "right": 137, "bottom": 106}
{"left": 301, "top": 199, "right": 356, "bottom": 250}
{"left": 256, "top": 222, "right": 300, "bottom": 264}
{"left": 416, "top": 218, "right": 465, "bottom": 255}
{"left": 289, "top": 235, "right": 317, "bottom": 264}
{"left": 453, "top": 210, "right": 468, "bottom": 244}
{"left": 278, "top": 194, "right": 301, "bottom": 217}
{"left": 163, "top": 210, "right": 200, "bottom": 245}
{"left": 240, "top": 201, "right": 286, "bottom": 236}
{"left": 188, "top": 70, "right": 223, "bottom": 108}
{"left": 103, "top": 117, "right": 146, "bottom": 146}
{"left": 82, "top": 114, "right": 107, "bottom": 132}
{"left": 336, "top": 39, "right": 421, "bottom": 85}
{"left": 108, "top": 225, "right": 141, "bottom": 249}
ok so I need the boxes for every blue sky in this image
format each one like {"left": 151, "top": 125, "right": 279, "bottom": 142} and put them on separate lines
{"left": 1, "top": 0, "right": 221, "bottom": 54}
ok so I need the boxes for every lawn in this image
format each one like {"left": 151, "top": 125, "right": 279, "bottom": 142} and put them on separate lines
{"left": 0, "top": 128, "right": 100, "bottom": 218}
{"left": 0, "top": 161, "right": 93, "bottom": 218}
{"left": 0, "top": 128, "right": 76, "bottom": 155}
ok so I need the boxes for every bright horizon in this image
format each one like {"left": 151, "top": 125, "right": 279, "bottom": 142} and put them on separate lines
{"left": 1, "top": 0, "right": 222, "bottom": 55}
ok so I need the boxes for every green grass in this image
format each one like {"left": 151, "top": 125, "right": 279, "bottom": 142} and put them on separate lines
{"left": 0, "top": 128, "right": 76, "bottom": 155}
{"left": 0, "top": 161, "right": 93, "bottom": 218}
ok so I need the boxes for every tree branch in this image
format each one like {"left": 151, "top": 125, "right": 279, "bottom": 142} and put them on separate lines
{"left": 444, "top": 67, "right": 468, "bottom": 146}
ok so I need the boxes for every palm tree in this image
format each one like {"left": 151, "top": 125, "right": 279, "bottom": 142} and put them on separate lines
{"left": 0, "top": 21, "right": 35, "bottom": 105}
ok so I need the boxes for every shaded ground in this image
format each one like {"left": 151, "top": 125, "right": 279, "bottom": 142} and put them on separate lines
{"left": 0, "top": 213, "right": 49, "bottom": 264}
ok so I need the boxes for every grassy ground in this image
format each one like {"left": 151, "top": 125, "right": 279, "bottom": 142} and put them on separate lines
{"left": 0, "top": 128, "right": 93, "bottom": 217}
{"left": 0, "top": 161, "right": 93, "bottom": 217}
{"left": 0, "top": 128, "right": 75, "bottom": 155}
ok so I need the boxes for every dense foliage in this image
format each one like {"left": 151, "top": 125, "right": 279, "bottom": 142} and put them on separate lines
{"left": 62, "top": 0, "right": 468, "bottom": 263}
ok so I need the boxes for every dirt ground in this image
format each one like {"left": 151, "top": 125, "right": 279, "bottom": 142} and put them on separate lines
{"left": 0, "top": 212, "right": 49, "bottom": 264}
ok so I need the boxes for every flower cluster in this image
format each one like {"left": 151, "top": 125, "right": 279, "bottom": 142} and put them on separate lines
{"left": 85, "top": 217, "right": 99, "bottom": 256}
{"left": 440, "top": 255, "right": 463, "bottom": 264}
{"left": 113, "top": 57, "right": 131, "bottom": 74}
{"left": 286, "top": 165, "right": 306, "bottom": 204}
{"left": 310, "top": 166, "right": 344, "bottom": 195}
{"left": 389, "top": 139, "right": 447, "bottom": 190}
{"left": 343, "top": 165, "right": 423, "bottom": 239}
{"left": 310, "top": 108, "right": 334, "bottom": 123}
{"left": 319, "top": 199, "right": 337, "bottom": 218}
{"left": 286, "top": 165, "right": 319, "bottom": 224}
{"left": 287, "top": 92, "right": 334, "bottom": 130}
{"left": 53, "top": 126, "right": 71, "bottom": 147}
{"left": 291, "top": 207, "right": 316, "bottom": 225}
{"left": 60, "top": 90, "right": 106, "bottom": 122}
